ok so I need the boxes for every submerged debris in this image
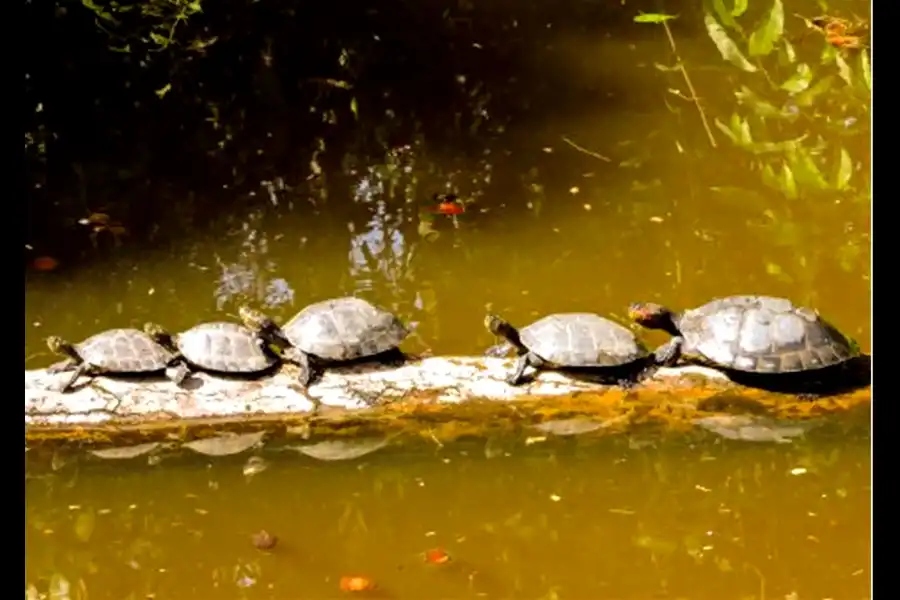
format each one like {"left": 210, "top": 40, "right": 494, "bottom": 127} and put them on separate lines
{"left": 251, "top": 530, "right": 278, "bottom": 550}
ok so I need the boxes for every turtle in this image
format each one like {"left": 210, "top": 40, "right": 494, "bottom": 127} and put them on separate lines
{"left": 45, "top": 329, "right": 185, "bottom": 393}
{"left": 144, "top": 321, "right": 279, "bottom": 381}
{"left": 626, "top": 295, "right": 860, "bottom": 374}
{"left": 483, "top": 312, "right": 663, "bottom": 386}
{"left": 239, "top": 297, "right": 411, "bottom": 387}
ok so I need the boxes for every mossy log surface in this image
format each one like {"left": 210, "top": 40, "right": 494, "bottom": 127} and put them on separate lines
{"left": 24, "top": 357, "right": 870, "bottom": 450}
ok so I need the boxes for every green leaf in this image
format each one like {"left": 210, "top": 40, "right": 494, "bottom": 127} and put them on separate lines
{"left": 834, "top": 148, "right": 853, "bottom": 190}
{"left": 778, "top": 39, "right": 797, "bottom": 66}
{"left": 738, "top": 118, "right": 753, "bottom": 146}
{"left": 712, "top": 0, "right": 741, "bottom": 32}
{"left": 732, "top": 0, "right": 749, "bottom": 17}
{"left": 781, "top": 63, "right": 813, "bottom": 93}
{"left": 794, "top": 75, "right": 834, "bottom": 107}
{"left": 748, "top": 0, "right": 784, "bottom": 57}
{"left": 704, "top": 13, "right": 757, "bottom": 72}
{"left": 634, "top": 13, "right": 678, "bottom": 23}
{"left": 761, "top": 163, "right": 779, "bottom": 190}
{"left": 859, "top": 49, "right": 871, "bottom": 92}
{"left": 735, "top": 85, "right": 782, "bottom": 118}
{"left": 779, "top": 162, "right": 798, "bottom": 199}
{"left": 714, "top": 118, "right": 739, "bottom": 144}
{"left": 350, "top": 97, "right": 358, "bottom": 120}
{"left": 149, "top": 31, "right": 170, "bottom": 48}
{"left": 834, "top": 53, "right": 852, "bottom": 86}
{"left": 789, "top": 146, "right": 829, "bottom": 190}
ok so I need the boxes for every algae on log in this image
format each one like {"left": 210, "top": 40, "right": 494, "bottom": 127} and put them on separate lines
{"left": 24, "top": 356, "right": 870, "bottom": 448}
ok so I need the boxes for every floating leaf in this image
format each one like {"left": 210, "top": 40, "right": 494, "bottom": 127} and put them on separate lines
{"left": 794, "top": 75, "right": 834, "bottom": 107}
{"left": 779, "top": 162, "right": 798, "bottom": 199}
{"left": 184, "top": 431, "right": 267, "bottom": 456}
{"left": 704, "top": 13, "right": 757, "bottom": 72}
{"left": 834, "top": 148, "right": 853, "bottom": 190}
{"left": 748, "top": 0, "right": 784, "bottom": 56}
{"left": 634, "top": 13, "right": 678, "bottom": 24}
{"left": 533, "top": 418, "right": 604, "bottom": 436}
{"left": 90, "top": 442, "right": 162, "bottom": 460}
{"left": 289, "top": 436, "right": 391, "bottom": 461}
{"left": 781, "top": 63, "right": 813, "bottom": 93}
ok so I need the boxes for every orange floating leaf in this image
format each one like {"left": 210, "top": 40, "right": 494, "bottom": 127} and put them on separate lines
{"left": 424, "top": 547, "right": 451, "bottom": 564}
{"left": 339, "top": 576, "right": 376, "bottom": 593}
{"left": 32, "top": 256, "right": 59, "bottom": 272}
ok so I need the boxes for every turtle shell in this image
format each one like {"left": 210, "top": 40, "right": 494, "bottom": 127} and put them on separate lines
{"left": 281, "top": 297, "right": 410, "bottom": 361}
{"left": 176, "top": 322, "right": 277, "bottom": 373}
{"left": 519, "top": 313, "right": 648, "bottom": 368}
{"left": 674, "top": 295, "right": 859, "bottom": 373}
{"left": 76, "top": 329, "right": 175, "bottom": 372}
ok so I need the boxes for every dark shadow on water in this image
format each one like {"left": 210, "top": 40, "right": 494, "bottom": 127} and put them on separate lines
{"left": 721, "top": 355, "right": 872, "bottom": 398}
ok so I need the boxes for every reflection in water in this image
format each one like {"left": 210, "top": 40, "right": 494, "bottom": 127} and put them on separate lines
{"left": 24, "top": 2, "right": 870, "bottom": 361}
{"left": 25, "top": 432, "right": 870, "bottom": 599}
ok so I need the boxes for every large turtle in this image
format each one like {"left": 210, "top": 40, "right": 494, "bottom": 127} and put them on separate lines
{"left": 239, "top": 297, "right": 411, "bottom": 387}
{"left": 483, "top": 312, "right": 662, "bottom": 386}
{"left": 144, "top": 321, "right": 279, "bottom": 381}
{"left": 627, "top": 295, "right": 860, "bottom": 374}
{"left": 45, "top": 329, "right": 184, "bottom": 393}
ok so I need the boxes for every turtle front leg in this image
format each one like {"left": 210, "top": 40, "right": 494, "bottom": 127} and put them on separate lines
{"left": 380, "top": 347, "right": 408, "bottom": 368}
{"left": 284, "top": 347, "right": 318, "bottom": 388}
{"left": 485, "top": 342, "right": 513, "bottom": 358}
{"left": 47, "top": 359, "right": 78, "bottom": 374}
{"left": 507, "top": 352, "right": 543, "bottom": 386}
{"left": 58, "top": 363, "right": 95, "bottom": 393}
{"left": 165, "top": 359, "right": 192, "bottom": 386}
{"left": 652, "top": 336, "right": 685, "bottom": 367}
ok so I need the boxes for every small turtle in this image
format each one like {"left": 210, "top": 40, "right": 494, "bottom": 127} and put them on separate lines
{"left": 239, "top": 297, "right": 411, "bottom": 386}
{"left": 627, "top": 295, "right": 860, "bottom": 374}
{"left": 483, "top": 312, "right": 662, "bottom": 386}
{"left": 45, "top": 329, "right": 184, "bottom": 393}
{"left": 145, "top": 321, "right": 279, "bottom": 381}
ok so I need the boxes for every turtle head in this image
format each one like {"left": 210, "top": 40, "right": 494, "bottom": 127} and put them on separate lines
{"left": 143, "top": 322, "right": 171, "bottom": 344}
{"left": 239, "top": 305, "right": 274, "bottom": 333}
{"left": 46, "top": 335, "right": 76, "bottom": 357}
{"left": 628, "top": 302, "right": 678, "bottom": 334}
{"left": 484, "top": 314, "right": 517, "bottom": 338}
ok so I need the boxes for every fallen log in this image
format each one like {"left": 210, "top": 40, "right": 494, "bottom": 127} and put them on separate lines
{"left": 24, "top": 356, "right": 870, "bottom": 450}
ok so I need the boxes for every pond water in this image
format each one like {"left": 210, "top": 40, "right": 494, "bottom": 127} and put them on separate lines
{"left": 26, "top": 427, "right": 871, "bottom": 599}
{"left": 25, "top": 0, "right": 871, "bottom": 598}
{"left": 24, "top": 0, "right": 871, "bottom": 366}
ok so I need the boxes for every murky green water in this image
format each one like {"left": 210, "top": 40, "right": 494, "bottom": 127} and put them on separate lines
{"left": 26, "top": 0, "right": 871, "bottom": 597}
{"left": 26, "top": 428, "right": 870, "bottom": 600}
{"left": 24, "top": 0, "right": 871, "bottom": 366}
